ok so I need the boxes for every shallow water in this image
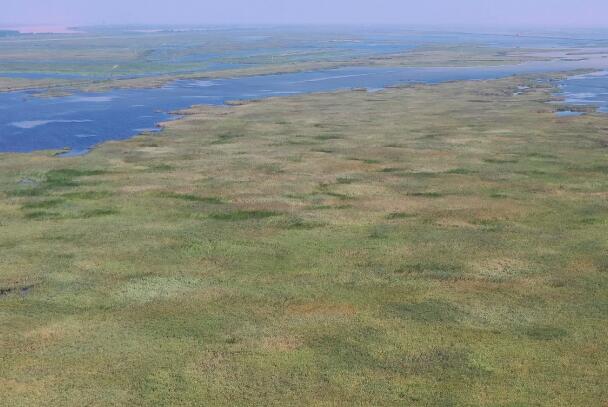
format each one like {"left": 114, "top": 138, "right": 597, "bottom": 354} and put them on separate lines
{"left": 2, "top": 57, "right": 608, "bottom": 154}
{"left": 555, "top": 111, "right": 585, "bottom": 117}
{"left": 556, "top": 70, "right": 608, "bottom": 113}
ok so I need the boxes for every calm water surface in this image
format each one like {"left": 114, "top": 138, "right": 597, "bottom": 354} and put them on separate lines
{"left": 2, "top": 58, "right": 608, "bottom": 154}
{"left": 557, "top": 70, "right": 608, "bottom": 113}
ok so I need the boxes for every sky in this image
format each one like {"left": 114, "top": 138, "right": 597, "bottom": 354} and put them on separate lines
{"left": 3, "top": 0, "right": 608, "bottom": 28}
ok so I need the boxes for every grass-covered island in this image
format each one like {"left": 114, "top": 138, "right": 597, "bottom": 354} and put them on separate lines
{"left": 1, "top": 75, "right": 607, "bottom": 405}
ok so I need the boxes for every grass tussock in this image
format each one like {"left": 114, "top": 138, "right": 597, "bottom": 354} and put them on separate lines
{"left": 209, "top": 210, "right": 279, "bottom": 221}
{"left": 158, "top": 191, "right": 224, "bottom": 204}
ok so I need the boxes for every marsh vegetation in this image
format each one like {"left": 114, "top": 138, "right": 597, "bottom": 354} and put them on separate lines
{"left": 1, "top": 74, "right": 607, "bottom": 405}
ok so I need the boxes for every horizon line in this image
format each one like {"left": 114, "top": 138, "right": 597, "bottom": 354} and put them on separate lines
{"left": 2, "top": 22, "right": 608, "bottom": 30}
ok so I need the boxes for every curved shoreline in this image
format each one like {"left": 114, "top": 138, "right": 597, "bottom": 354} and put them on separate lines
{"left": 2, "top": 68, "right": 601, "bottom": 160}
{"left": 1, "top": 50, "right": 607, "bottom": 156}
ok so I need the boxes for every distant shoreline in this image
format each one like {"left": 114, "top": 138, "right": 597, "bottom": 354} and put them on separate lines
{"left": 0, "top": 25, "right": 81, "bottom": 34}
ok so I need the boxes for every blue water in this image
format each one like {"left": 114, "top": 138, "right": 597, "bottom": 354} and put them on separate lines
{"left": 557, "top": 70, "right": 608, "bottom": 113}
{"left": 2, "top": 57, "right": 608, "bottom": 154}
{"left": 555, "top": 111, "right": 585, "bottom": 117}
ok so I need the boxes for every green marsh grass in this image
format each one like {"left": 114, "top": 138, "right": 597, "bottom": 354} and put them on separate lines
{"left": 1, "top": 75, "right": 607, "bottom": 406}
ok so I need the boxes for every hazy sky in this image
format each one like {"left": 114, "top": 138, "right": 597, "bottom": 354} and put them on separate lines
{"left": 4, "top": 0, "right": 608, "bottom": 27}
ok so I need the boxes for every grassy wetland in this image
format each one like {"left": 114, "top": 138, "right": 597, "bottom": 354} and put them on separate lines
{"left": 1, "top": 72, "right": 607, "bottom": 405}
{"left": 0, "top": 26, "right": 566, "bottom": 95}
